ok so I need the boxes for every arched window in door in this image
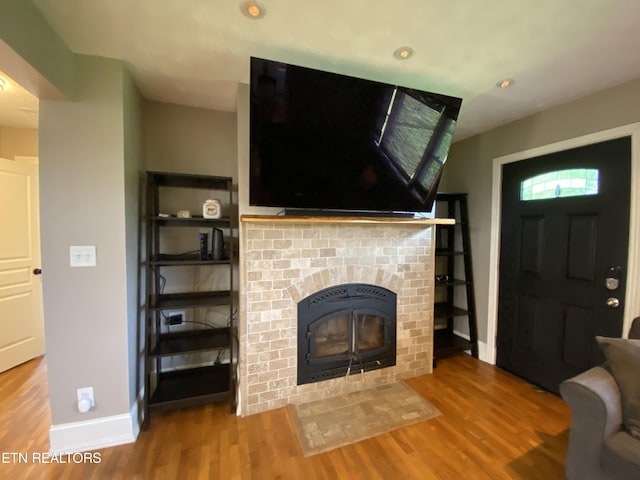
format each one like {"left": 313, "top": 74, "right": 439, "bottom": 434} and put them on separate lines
{"left": 520, "top": 168, "right": 599, "bottom": 201}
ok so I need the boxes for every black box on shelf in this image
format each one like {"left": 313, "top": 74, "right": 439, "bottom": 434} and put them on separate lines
{"left": 199, "top": 232, "right": 209, "bottom": 260}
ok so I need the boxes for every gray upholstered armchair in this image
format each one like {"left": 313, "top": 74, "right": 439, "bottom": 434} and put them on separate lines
{"left": 560, "top": 319, "right": 640, "bottom": 480}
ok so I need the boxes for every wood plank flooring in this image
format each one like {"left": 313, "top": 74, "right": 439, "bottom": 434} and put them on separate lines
{"left": 0, "top": 355, "right": 571, "bottom": 479}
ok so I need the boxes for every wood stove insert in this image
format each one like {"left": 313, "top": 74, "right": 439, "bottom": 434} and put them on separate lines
{"left": 297, "top": 283, "right": 397, "bottom": 385}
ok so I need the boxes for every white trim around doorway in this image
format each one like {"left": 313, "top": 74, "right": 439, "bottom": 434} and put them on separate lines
{"left": 485, "top": 123, "right": 640, "bottom": 365}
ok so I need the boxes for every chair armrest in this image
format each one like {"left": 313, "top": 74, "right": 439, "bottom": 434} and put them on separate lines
{"left": 560, "top": 366, "right": 623, "bottom": 480}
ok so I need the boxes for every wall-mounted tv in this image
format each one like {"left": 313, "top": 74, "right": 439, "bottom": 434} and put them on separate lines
{"left": 249, "top": 57, "right": 463, "bottom": 215}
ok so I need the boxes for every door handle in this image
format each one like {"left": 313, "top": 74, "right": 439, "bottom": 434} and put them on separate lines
{"left": 606, "top": 297, "right": 620, "bottom": 308}
{"left": 33, "top": 268, "right": 42, "bottom": 275}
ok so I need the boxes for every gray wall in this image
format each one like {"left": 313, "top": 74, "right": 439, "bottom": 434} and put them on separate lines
{"left": 441, "top": 77, "right": 640, "bottom": 349}
{"left": 123, "top": 68, "right": 144, "bottom": 412}
{"left": 143, "top": 100, "right": 237, "bottom": 178}
{"left": 39, "top": 54, "right": 132, "bottom": 423}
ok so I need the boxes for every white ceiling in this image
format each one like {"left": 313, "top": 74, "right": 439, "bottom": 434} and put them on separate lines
{"left": 3, "top": 0, "right": 640, "bottom": 139}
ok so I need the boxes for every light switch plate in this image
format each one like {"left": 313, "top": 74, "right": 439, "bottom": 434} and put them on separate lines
{"left": 70, "top": 245, "right": 97, "bottom": 267}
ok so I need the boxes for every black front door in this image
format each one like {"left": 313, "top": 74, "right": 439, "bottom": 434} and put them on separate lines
{"left": 497, "top": 137, "right": 631, "bottom": 393}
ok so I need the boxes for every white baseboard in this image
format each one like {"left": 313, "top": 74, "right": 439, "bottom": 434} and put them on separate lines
{"left": 452, "top": 329, "right": 491, "bottom": 365}
{"left": 49, "top": 401, "right": 139, "bottom": 454}
{"left": 477, "top": 341, "right": 492, "bottom": 364}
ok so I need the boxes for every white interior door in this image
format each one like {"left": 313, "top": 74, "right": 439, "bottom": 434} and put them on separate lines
{"left": 0, "top": 156, "right": 44, "bottom": 372}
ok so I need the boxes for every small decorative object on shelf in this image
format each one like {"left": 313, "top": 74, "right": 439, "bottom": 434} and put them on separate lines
{"left": 141, "top": 171, "right": 236, "bottom": 429}
{"left": 433, "top": 193, "right": 478, "bottom": 364}
{"left": 203, "top": 198, "right": 222, "bottom": 219}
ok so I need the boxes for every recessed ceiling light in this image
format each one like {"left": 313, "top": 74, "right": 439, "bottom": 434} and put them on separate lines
{"left": 240, "top": 1, "right": 265, "bottom": 19}
{"left": 393, "top": 47, "right": 414, "bottom": 60}
{"left": 496, "top": 78, "right": 515, "bottom": 88}
{"left": 0, "top": 77, "right": 7, "bottom": 92}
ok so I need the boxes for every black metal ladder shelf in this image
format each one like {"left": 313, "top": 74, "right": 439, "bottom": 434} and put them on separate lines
{"left": 434, "top": 193, "right": 479, "bottom": 362}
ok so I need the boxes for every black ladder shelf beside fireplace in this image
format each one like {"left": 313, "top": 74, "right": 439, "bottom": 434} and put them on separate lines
{"left": 142, "top": 171, "right": 236, "bottom": 429}
{"left": 433, "top": 192, "right": 479, "bottom": 362}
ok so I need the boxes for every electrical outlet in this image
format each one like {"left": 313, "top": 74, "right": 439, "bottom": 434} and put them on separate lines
{"left": 166, "top": 310, "right": 185, "bottom": 326}
{"left": 77, "top": 387, "right": 95, "bottom": 413}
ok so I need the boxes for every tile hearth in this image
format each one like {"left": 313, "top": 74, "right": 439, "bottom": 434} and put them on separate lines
{"left": 289, "top": 381, "right": 442, "bottom": 457}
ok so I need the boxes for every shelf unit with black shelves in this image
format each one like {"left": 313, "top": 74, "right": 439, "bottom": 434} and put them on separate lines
{"left": 149, "top": 253, "right": 232, "bottom": 266}
{"left": 142, "top": 171, "right": 236, "bottom": 428}
{"left": 149, "top": 291, "right": 233, "bottom": 310}
{"left": 433, "top": 192, "right": 479, "bottom": 362}
{"left": 148, "top": 365, "right": 231, "bottom": 411}
{"left": 150, "top": 215, "right": 233, "bottom": 228}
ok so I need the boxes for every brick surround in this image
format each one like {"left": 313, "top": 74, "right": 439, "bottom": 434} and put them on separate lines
{"left": 238, "top": 218, "right": 437, "bottom": 416}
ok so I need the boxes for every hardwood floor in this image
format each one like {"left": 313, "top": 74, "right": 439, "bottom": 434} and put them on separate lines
{"left": 0, "top": 355, "right": 571, "bottom": 479}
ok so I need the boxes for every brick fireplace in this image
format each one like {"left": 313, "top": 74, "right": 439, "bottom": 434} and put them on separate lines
{"left": 238, "top": 216, "right": 449, "bottom": 416}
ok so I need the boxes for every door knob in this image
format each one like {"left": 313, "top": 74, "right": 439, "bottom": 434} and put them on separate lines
{"left": 33, "top": 268, "right": 42, "bottom": 275}
{"left": 606, "top": 297, "right": 620, "bottom": 308}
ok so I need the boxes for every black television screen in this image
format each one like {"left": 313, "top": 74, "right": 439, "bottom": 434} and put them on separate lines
{"left": 249, "top": 57, "right": 462, "bottom": 214}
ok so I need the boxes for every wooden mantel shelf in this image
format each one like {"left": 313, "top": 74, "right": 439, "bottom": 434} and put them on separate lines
{"left": 241, "top": 214, "right": 455, "bottom": 225}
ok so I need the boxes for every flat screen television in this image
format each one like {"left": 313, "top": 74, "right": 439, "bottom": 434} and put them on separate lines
{"left": 249, "top": 56, "right": 463, "bottom": 215}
